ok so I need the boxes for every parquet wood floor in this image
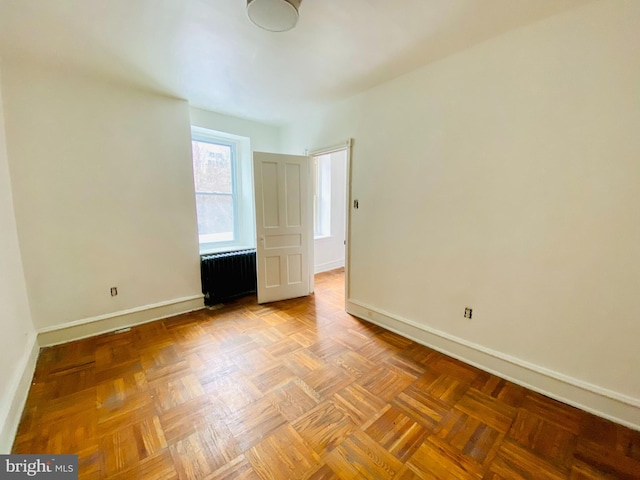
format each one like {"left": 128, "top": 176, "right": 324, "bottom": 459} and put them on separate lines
{"left": 13, "top": 269, "right": 640, "bottom": 479}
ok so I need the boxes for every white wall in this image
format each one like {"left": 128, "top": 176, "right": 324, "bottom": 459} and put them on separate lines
{"left": 0, "top": 61, "right": 37, "bottom": 452}
{"left": 314, "top": 150, "right": 347, "bottom": 273}
{"left": 189, "top": 107, "right": 280, "bottom": 153}
{"left": 2, "top": 61, "right": 202, "bottom": 330}
{"left": 282, "top": 0, "right": 640, "bottom": 425}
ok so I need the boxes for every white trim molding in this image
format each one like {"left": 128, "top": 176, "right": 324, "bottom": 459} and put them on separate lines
{"left": 314, "top": 259, "right": 345, "bottom": 274}
{"left": 305, "top": 138, "right": 352, "bottom": 157}
{"left": 347, "top": 299, "right": 640, "bottom": 431}
{"left": 0, "top": 334, "right": 39, "bottom": 453}
{"left": 38, "top": 295, "right": 205, "bottom": 347}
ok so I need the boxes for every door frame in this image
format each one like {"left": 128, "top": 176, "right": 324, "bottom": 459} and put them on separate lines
{"left": 306, "top": 138, "right": 353, "bottom": 306}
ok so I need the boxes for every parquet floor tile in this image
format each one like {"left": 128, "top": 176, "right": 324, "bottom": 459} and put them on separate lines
{"left": 487, "top": 439, "right": 568, "bottom": 480}
{"left": 455, "top": 389, "right": 516, "bottom": 435}
{"left": 266, "top": 379, "right": 320, "bottom": 423}
{"left": 434, "top": 408, "right": 503, "bottom": 467}
{"left": 333, "top": 384, "right": 387, "bottom": 427}
{"left": 324, "top": 429, "right": 404, "bottom": 480}
{"left": 357, "top": 364, "right": 416, "bottom": 403}
{"left": 292, "top": 400, "right": 357, "bottom": 454}
{"left": 364, "top": 404, "right": 430, "bottom": 462}
{"left": 12, "top": 268, "right": 640, "bottom": 479}
{"left": 405, "top": 435, "right": 484, "bottom": 480}
{"left": 302, "top": 364, "right": 353, "bottom": 400}
{"left": 246, "top": 425, "right": 322, "bottom": 480}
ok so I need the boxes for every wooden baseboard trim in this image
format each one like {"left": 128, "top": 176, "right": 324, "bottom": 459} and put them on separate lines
{"left": 0, "top": 334, "right": 39, "bottom": 453}
{"left": 347, "top": 299, "right": 640, "bottom": 431}
{"left": 38, "top": 295, "right": 205, "bottom": 347}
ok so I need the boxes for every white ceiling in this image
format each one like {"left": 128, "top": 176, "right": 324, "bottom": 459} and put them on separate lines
{"left": 0, "top": 0, "right": 593, "bottom": 125}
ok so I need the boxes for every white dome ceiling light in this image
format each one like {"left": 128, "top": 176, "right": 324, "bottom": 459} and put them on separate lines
{"left": 246, "top": 0, "right": 301, "bottom": 32}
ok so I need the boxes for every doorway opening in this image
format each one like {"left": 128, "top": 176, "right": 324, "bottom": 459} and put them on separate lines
{"left": 311, "top": 150, "right": 347, "bottom": 273}
{"left": 308, "top": 140, "right": 352, "bottom": 305}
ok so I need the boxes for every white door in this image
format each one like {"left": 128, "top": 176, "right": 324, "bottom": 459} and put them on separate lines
{"left": 253, "top": 152, "right": 313, "bottom": 304}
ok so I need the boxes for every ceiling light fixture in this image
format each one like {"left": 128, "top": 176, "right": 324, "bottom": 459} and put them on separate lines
{"left": 246, "top": 0, "right": 301, "bottom": 32}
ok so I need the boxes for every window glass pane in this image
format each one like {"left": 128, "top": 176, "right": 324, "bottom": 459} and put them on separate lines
{"left": 192, "top": 140, "right": 233, "bottom": 194}
{"left": 195, "top": 194, "right": 234, "bottom": 243}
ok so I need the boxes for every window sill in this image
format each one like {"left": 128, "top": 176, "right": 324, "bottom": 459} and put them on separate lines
{"left": 314, "top": 234, "right": 332, "bottom": 240}
{"left": 200, "top": 245, "right": 255, "bottom": 256}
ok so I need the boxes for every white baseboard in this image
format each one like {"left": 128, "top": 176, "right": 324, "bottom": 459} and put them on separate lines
{"left": 0, "top": 334, "right": 39, "bottom": 453}
{"left": 315, "top": 259, "right": 345, "bottom": 274}
{"left": 38, "top": 294, "right": 205, "bottom": 347}
{"left": 347, "top": 299, "right": 640, "bottom": 431}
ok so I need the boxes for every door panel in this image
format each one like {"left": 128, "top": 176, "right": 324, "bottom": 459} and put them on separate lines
{"left": 285, "top": 163, "right": 301, "bottom": 226}
{"left": 288, "top": 254, "right": 302, "bottom": 284}
{"left": 253, "top": 152, "right": 312, "bottom": 304}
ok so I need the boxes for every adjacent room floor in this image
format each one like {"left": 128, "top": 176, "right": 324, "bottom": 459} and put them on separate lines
{"left": 13, "top": 269, "right": 640, "bottom": 479}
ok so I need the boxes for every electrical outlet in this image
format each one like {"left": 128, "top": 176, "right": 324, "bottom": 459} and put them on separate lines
{"left": 110, "top": 287, "right": 118, "bottom": 297}
{"left": 464, "top": 307, "right": 472, "bottom": 319}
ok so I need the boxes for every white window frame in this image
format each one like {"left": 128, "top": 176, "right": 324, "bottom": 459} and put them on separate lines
{"left": 191, "top": 126, "right": 255, "bottom": 255}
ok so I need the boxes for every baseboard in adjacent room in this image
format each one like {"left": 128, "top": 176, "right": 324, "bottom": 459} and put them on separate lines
{"left": 315, "top": 259, "right": 345, "bottom": 274}
{"left": 0, "top": 334, "right": 39, "bottom": 453}
{"left": 38, "top": 294, "right": 205, "bottom": 347}
{"left": 346, "top": 299, "right": 640, "bottom": 431}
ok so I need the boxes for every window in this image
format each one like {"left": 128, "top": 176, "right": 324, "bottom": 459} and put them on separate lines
{"left": 313, "top": 153, "right": 331, "bottom": 238}
{"left": 191, "top": 127, "right": 255, "bottom": 253}
{"left": 192, "top": 138, "right": 237, "bottom": 244}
